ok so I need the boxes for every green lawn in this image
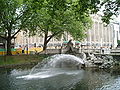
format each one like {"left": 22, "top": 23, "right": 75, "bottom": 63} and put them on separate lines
{"left": 0, "top": 54, "right": 48, "bottom": 66}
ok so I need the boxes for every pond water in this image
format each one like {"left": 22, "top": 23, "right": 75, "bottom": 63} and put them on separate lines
{"left": 0, "top": 68, "right": 120, "bottom": 90}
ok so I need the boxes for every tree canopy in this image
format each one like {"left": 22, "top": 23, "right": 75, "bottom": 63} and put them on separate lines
{"left": 0, "top": 0, "right": 120, "bottom": 54}
{"left": 24, "top": 0, "right": 94, "bottom": 50}
{"left": 26, "top": 0, "right": 120, "bottom": 50}
{"left": 0, "top": 0, "right": 34, "bottom": 55}
{"left": 101, "top": 0, "right": 120, "bottom": 24}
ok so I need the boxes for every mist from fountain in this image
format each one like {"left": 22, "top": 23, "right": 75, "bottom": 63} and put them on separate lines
{"left": 17, "top": 54, "right": 84, "bottom": 80}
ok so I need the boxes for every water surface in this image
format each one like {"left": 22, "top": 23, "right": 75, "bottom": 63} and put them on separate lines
{"left": 0, "top": 68, "right": 120, "bottom": 90}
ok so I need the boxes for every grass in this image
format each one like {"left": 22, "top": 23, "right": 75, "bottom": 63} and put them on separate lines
{"left": 0, "top": 54, "right": 49, "bottom": 66}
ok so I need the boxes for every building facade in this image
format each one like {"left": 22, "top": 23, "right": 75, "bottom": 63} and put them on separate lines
{"left": 15, "top": 14, "right": 119, "bottom": 49}
{"left": 112, "top": 22, "right": 120, "bottom": 48}
{"left": 84, "top": 14, "right": 114, "bottom": 49}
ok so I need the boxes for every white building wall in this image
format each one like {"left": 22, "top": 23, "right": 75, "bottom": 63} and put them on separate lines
{"left": 85, "top": 14, "right": 114, "bottom": 49}
{"left": 113, "top": 23, "right": 120, "bottom": 48}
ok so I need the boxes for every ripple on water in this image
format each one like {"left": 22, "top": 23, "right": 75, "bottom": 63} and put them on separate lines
{"left": 96, "top": 76, "right": 120, "bottom": 90}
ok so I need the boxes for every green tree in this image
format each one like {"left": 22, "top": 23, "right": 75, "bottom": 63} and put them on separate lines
{"left": 0, "top": 0, "right": 38, "bottom": 55}
{"left": 26, "top": 0, "right": 93, "bottom": 50}
{"left": 101, "top": 0, "right": 120, "bottom": 24}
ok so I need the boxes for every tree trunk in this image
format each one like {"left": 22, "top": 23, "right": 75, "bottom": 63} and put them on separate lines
{"left": 43, "top": 32, "right": 48, "bottom": 51}
{"left": 43, "top": 31, "right": 60, "bottom": 51}
{"left": 6, "top": 38, "right": 12, "bottom": 55}
{"left": 43, "top": 42, "right": 47, "bottom": 51}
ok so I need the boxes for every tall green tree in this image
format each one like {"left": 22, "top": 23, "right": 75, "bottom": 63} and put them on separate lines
{"left": 26, "top": 0, "right": 93, "bottom": 50}
{"left": 0, "top": 0, "right": 38, "bottom": 55}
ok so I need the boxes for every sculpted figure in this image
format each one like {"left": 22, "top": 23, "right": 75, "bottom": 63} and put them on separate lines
{"left": 66, "top": 39, "right": 74, "bottom": 53}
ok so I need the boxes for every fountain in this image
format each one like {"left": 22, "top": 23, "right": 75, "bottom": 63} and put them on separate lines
{"left": 17, "top": 54, "right": 85, "bottom": 80}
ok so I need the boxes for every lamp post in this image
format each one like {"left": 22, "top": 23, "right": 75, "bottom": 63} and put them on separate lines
{"left": 25, "top": 30, "right": 29, "bottom": 55}
{"left": 26, "top": 38, "right": 29, "bottom": 55}
{"left": 100, "top": 38, "right": 103, "bottom": 54}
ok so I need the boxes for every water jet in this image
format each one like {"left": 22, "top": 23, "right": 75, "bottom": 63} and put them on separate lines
{"left": 16, "top": 54, "right": 84, "bottom": 80}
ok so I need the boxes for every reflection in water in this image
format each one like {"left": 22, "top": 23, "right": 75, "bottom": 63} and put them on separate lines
{"left": 0, "top": 68, "right": 120, "bottom": 90}
{"left": 16, "top": 69, "right": 84, "bottom": 90}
